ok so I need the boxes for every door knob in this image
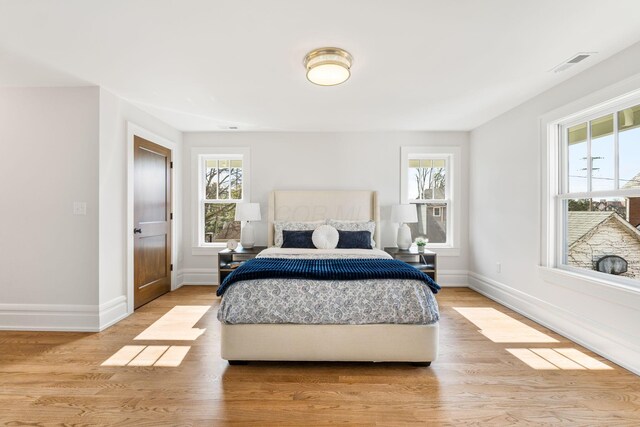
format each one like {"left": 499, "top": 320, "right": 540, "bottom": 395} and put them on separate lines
{"left": 134, "top": 228, "right": 142, "bottom": 234}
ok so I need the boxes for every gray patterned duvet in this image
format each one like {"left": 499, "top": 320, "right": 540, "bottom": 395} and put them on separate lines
{"left": 217, "top": 248, "right": 440, "bottom": 325}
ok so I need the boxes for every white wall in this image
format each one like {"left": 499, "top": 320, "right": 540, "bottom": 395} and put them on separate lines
{"left": 98, "top": 88, "right": 182, "bottom": 328}
{"left": 181, "top": 131, "right": 469, "bottom": 286}
{"left": 469, "top": 41, "right": 640, "bottom": 374}
{"left": 0, "top": 87, "right": 100, "bottom": 329}
{"left": 0, "top": 86, "right": 182, "bottom": 331}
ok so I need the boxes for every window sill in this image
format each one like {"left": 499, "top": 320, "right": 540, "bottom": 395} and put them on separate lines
{"left": 192, "top": 245, "right": 225, "bottom": 256}
{"left": 539, "top": 266, "right": 640, "bottom": 310}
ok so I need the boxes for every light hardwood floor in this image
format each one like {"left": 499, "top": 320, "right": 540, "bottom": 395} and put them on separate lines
{"left": 1, "top": 286, "right": 638, "bottom": 426}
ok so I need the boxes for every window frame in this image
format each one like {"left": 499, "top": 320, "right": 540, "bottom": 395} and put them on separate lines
{"left": 191, "top": 147, "right": 250, "bottom": 254}
{"left": 401, "top": 146, "right": 461, "bottom": 253}
{"left": 545, "top": 89, "right": 640, "bottom": 289}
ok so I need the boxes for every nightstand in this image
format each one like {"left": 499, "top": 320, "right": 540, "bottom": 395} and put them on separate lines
{"left": 383, "top": 247, "right": 438, "bottom": 282}
{"left": 218, "top": 246, "right": 267, "bottom": 286}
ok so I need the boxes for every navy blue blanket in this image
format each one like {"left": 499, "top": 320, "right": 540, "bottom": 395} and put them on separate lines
{"left": 217, "top": 257, "right": 440, "bottom": 296}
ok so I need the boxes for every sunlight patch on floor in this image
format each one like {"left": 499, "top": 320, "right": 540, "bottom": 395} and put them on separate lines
{"left": 101, "top": 345, "right": 191, "bottom": 367}
{"left": 154, "top": 346, "right": 191, "bottom": 367}
{"left": 553, "top": 348, "right": 613, "bottom": 370}
{"left": 101, "top": 345, "right": 146, "bottom": 366}
{"left": 134, "top": 305, "right": 210, "bottom": 341}
{"left": 453, "top": 307, "right": 559, "bottom": 343}
{"left": 507, "top": 348, "right": 613, "bottom": 370}
{"left": 128, "top": 345, "right": 169, "bottom": 366}
{"left": 507, "top": 348, "right": 558, "bottom": 369}
{"left": 530, "top": 348, "right": 585, "bottom": 370}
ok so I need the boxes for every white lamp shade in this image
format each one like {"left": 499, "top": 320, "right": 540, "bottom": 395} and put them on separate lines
{"left": 391, "top": 204, "right": 418, "bottom": 223}
{"left": 235, "top": 203, "right": 261, "bottom": 222}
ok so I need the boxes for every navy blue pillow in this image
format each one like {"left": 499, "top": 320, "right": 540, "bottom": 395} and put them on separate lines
{"left": 337, "top": 230, "right": 372, "bottom": 249}
{"left": 281, "top": 230, "right": 315, "bottom": 248}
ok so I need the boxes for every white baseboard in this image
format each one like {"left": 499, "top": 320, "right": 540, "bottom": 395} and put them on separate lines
{"left": 176, "top": 271, "right": 185, "bottom": 288}
{"left": 0, "top": 295, "right": 130, "bottom": 332}
{"left": 98, "top": 296, "right": 129, "bottom": 331}
{"left": 179, "top": 268, "right": 217, "bottom": 285}
{"left": 468, "top": 271, "right": 640, "bottom": 376}
{"left": 438, "top": 270, "right": 468, "bottom": 287}
{"left": 0, "top": 302, "right": 99, "bottom": 332}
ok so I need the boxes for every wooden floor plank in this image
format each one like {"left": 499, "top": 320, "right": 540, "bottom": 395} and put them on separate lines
{"left": 0, "top": 286, "right": 638, "bottom": 426}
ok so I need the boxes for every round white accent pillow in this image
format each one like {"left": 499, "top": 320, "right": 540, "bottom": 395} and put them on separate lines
{"left": 312, "top": 225, "right": 339, "bottom": 249}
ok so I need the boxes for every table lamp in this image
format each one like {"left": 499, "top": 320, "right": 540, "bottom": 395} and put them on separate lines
{"left": 235, "top": 203, "right": 261, "bottom": 249}
{"left": 391, "top": 204, "right": 418, "bottom": 250}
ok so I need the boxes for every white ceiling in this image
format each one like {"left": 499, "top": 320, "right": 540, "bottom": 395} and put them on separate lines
{"left": 1, "top": 0, "right": 640, "bottom": 132}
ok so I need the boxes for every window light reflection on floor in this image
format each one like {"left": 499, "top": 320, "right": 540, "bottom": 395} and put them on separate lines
{"left": 154, "top": 346, "right": 191, "bottom": 367}
{"left": 134, "top": 305, "right": 210, "bottom": 341}
{"left": 128, "top": 345, "right": 169, "bottom": 366}
{"left": 453, "top": 307, "right": 559, "bottom": 343}
{"left": 507, "top": 348, "right": 558, "bottom": 370}
{"left": 507, "top": 348, "right": 613, "bottom": 370}
{"left": 101, "top": 345, "right": 146, "bottom": 366}
{"left": 101, "top": 345, "right": 191, "bottom": 367}
{"left": 553, "top": 348, "right": 612, "bottom": 370}
{"left": 530, "top": 348, "right": 585, "bottom": 370}
{"left": 101, "top": 305, "right": 207, "bottom": 368}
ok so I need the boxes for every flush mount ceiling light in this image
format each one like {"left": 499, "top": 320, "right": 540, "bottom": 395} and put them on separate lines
{"left": 303, "top": 47, "right": 353, "bottom": 86}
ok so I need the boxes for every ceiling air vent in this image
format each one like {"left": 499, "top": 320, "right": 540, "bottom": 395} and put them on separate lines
{"left": 550, "top": 52, "right": 596, "bottom": 73}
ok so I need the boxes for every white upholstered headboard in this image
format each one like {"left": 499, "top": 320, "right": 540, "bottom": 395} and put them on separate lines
{"left": 267, "top": 190, "right": 380, "bottom": 248}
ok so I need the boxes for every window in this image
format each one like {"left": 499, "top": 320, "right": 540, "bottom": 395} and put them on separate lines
{"left": 557, "top": 101, "right": 640, "bottom": 284}
{"left": 192, "top": 147, "right": 250, "bottom": 250}
{"left": 203, "top": 158, "right": 242, "bottom": 243}
{"left": 401, "top": 147, "right": 460, "bottom": 250}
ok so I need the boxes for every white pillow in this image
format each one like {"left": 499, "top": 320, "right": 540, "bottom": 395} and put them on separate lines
{"left": 312, "top": 225, "right": 339, "bottom": 249}
{"left": 274, "top": 220, "right": 325, "bottom": 247}
{"left": 327, "top": 219, "right": 376, "bottom": 247}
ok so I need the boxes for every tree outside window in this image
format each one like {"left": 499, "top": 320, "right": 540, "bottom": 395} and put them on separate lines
{"left": 203, "top": 158, "right": 243, "bottom": 243}
{"left": 407, "top": 158, "right": 448, "bottom": 244}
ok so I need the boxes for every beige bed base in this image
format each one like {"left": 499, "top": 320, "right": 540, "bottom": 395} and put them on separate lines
{"left": 220, "top": 190, "right": 439, "bottom": 364}
{"left": 221, "top": 323, "right": 439, "bottom": 363}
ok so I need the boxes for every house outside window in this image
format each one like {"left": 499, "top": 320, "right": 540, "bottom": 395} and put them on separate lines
{"left": 192, "top": 147, "right": 250, "bottom": 250}
{"left": 558, "top": 101, "right": 640, "bottom": 283}
{"left": 401, "top": 146, "right": 460, "bottom": 251}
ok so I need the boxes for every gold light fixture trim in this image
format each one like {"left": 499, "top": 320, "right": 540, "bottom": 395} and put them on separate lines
{"left": 304, "top": 47, "right": 353, "bottom": 86}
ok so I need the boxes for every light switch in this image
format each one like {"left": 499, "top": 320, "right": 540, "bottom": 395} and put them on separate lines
{"left": 73, "top": 202, "right": 87, "bottom": 215}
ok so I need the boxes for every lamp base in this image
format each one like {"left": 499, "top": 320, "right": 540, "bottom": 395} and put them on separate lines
{"left": 240, "top": 222, "right": 255, "bottom": 249}
{"left": 397, "top": 223, "right": 412, "bottom": 250}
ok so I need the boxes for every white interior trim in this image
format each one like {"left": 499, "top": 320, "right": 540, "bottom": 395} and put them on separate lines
{"left": 539, "top": 267, "right": 640, "bottom": 309}
{"left": 98, "top": 296, "right": 128, "bottom": 331}
{"left": 190, "top": 146, "right": 251, "bottom": 254}
{"left": 127, "top": 122, "right": 180, "bottom": 315}
{"left": 468, "top": 271, "right": 640, "bottom": 376}
{"left": 539, "top": 72, "right": 640, "bottom": 270}
{"left": 0, "top": 303, "right": 98, "bottom": 332}
{"left": 0, "top": 295, "right": 128, "bottom": 332}
{"left": 437, "top": 270, "right": 469, "bottom": 287}
{"left": 179, "top": 268, "right": 219, "bottom": 286}
{"left": 400, "top": 146, "right": 461, "bottom": 251}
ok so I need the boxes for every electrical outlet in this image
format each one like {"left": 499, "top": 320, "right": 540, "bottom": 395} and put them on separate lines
{"left": 496, "top": 262, "right": 502, "bottom": 273}
{"left": 73, "top": 202, "right": 87, "bottom": 215}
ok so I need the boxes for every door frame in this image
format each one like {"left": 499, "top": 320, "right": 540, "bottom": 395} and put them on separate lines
{"left": 126, "top": 122, "right": 179, "bottom": 315}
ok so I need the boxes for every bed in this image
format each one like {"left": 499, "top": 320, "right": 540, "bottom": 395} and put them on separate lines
{"left": 218, "top": 190, "right": 440, "bottom": 364}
